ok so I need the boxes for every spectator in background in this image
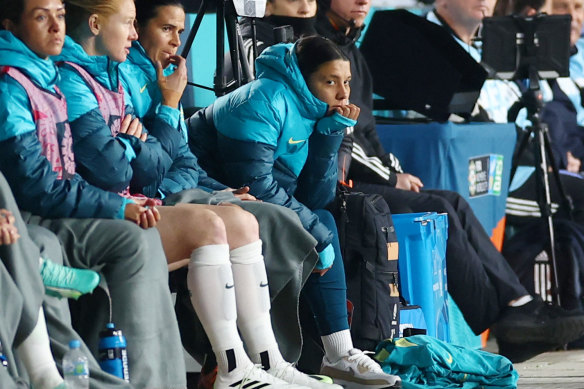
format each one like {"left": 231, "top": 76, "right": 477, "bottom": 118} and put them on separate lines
{"left": 241, "top": 0, "right": 318, "bottom": 74}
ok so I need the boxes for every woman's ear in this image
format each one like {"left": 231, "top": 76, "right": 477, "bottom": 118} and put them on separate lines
{"left": 88, "top": 14, "right": 101, "bottom": 36}
{"left": 2, "top": 19, "right": 15, "bottom": 33}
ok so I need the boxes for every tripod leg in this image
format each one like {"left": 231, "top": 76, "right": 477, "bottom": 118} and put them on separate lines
{"left": 180, "top": 0, "right": 210, "bottom": 58}
{"left": 236, "top": 26, "right": 253, "bottom": 83}
{"left": 542, "top": 127, "right": 574, "bottom": 218}
{"left": 510, "top": 126, "right": 532, "bottom": 183}
{"left": 214, "top": 0, "right": 228, "bottom": 96}
{"left": 534, "top": 125, "right": 561, "bottom": 306}
{"left": 224, "top": 6, "right": 241, "bottom": 88}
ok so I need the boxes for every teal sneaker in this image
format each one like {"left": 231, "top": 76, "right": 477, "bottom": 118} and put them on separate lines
{"left": 40, "top": 258, "right": 100, "bottom": 299}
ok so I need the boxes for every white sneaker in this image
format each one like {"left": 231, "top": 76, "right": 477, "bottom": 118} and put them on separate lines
{"left": 214, "top": 363, "right": 311, "bottom": 389}
{"left": 267, "top": 360, "right": 343, "bottom": 388}
{"left": 320, "top": 349, "right": 401, "bottom": 389}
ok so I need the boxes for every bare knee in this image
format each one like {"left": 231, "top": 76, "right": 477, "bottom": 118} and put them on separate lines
{"left": 184, "top": 208, "right": 228, "bottom": 247}
{"left": 227, "top": 207, "right": 259, "bottom": 243}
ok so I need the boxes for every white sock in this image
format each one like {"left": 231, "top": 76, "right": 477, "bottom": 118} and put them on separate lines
{"left": 15, "top": 308, "right": 64, "bottom": 389}
{"left": 322, "top": 329, "right": 354, "bottom": 362}
{"left": 230, "top": 240, "right": 284, "bottom": 369}
{"left": 509, "top": 295, "right": 534, "bottom": 307}
{"left": 188, "top": 244, "right": 252, "bottom": 374}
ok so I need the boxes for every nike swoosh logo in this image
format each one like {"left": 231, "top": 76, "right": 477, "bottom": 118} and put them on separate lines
{"left": 288, "top": 137, "right": 306, "bottom": 145}
{"left": 225, "top": 283, "right": 234, "bottom": 289}
{"left": 139, "top": 84, "right": 148, "bottom": 93}
{"left": 260, "top": 281, "right": 269, "bottom": 287}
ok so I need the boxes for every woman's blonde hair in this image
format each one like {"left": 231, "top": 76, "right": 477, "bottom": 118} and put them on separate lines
{"left": 65, "top": 0, "right": 128, "bottom": 33}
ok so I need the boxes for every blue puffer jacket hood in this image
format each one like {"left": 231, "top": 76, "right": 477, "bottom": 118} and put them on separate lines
{"left": 255, "top": 42, "right": 328, "bottom": 120}
{"left": 0, "top": 31, "right": 59, "bottom": 89}
{"left": 54, "top": 35, "right": 120, "bottom": 91}
{"left": 125, "top": 41, "right": 155, "bottom": 80}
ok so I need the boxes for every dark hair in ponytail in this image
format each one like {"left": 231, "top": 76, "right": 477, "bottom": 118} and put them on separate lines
{"left": 295, "top": 35, "right": 348, "bottom": 82}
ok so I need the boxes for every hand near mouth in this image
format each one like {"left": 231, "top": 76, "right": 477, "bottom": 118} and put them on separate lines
{"left": 331, "top": 103, "right": 360, "bottom": 121}
{"left": 157, "top": 55, "right": 188, "bottom": 109}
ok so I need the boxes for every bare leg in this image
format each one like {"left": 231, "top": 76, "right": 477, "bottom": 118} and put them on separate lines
{"left": 156, "top": 204, "right": 259, "bottom": 264}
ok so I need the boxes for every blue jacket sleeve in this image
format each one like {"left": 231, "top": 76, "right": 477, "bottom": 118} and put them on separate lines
{"left": 216, "top": 133, "right": 333, "bottom": 251}
{"left": 69, "top": 108, "right": 136, "bottom": 192}
{"left": 0, "top": 77, "right": 124, "bottom": 218}
{"left": 296, "top": 129, "right": 345, "bottom": 210}
{"left": 67, "top": 104, "right": 171, "bottom": 194}
{"left": 60, "top": 66, "right": 169, "bottom": 194}
{"left": 196, "top": 163, "right": 228, "bottom": 191}
{"left": 156, "top": 141, "right": 227, "bottom": 197}
{"left": 122, "top": 106, "right": 173, "bottom": 193}
{"left": 142, "top": 114, "right": 184, "bottom": 161}
{"left": 0, "top": 132, "right": 125, "bottom": 219}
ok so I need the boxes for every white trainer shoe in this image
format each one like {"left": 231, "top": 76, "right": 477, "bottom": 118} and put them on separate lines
{"left": 320, "top": 349, "right": 401, "bottom": 389}
{"left": 214, "top": 363, "right": 311, "bottom": 389}
{"left": 267, "top": 360, "right": 343, "bottom": 388}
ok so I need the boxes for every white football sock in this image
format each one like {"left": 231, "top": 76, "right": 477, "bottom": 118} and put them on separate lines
{"left": 15, "top": 308, "right": 64, "bottom": 389}
{"left": 322, "top": 329, "right": 354, "bottom": 361}
{"left": 188, "top": 244, "right": 252, "bottom": 374}
{"left": 230, "top": 240, "right": 284, "bottom": 369}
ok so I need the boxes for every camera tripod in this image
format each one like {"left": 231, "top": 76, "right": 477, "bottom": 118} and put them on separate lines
{"left": 482, "top": 13, "right": 574, "bottom": 307}
{"left": 180, "top": 0, "right": 254, "bottom": 96}
{"left": 509, "top": 66, "right": 574, "bottom": 307}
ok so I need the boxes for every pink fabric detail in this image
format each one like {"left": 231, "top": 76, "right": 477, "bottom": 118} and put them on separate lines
{"left": 63, "top": 62, "right": 125, "bottom": 136}
{"left": 5, "top": 67, "right": 76, "bottom": 180}
{"left": 62, "top": 62, "right": 132, "bottom": 195}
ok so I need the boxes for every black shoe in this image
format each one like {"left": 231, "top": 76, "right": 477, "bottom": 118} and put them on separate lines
{"left": 496, "top": 339, "right": 562, "bottom": 363}
{"left": 492, "top": 297, "right": 584, "bottom": 345}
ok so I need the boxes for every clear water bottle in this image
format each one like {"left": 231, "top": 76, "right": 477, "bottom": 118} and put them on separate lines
{"left": 63, "top": 340, "right": 89, "bottom": 389}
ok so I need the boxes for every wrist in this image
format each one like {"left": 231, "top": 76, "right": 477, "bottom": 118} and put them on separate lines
{"left": 161, "top": 97, "right": 180, "bottom": 109}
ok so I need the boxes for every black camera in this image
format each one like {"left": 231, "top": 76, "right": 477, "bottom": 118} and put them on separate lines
{"left": 481, "top": 14, "right": 571, "bottom": 81}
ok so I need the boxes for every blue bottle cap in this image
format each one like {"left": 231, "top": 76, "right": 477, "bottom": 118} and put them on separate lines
{"left": 69, "top": 340, "right": 81, "bottom": 349}
{"left": 106, "top": 323, "right": 115, "bottom": 329}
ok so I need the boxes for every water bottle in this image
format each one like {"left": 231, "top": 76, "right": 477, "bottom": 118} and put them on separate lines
{"left": 63, "top": 340, "right": 89, "bottom": 389}
{"left": 98, "top": 323, "right": 129, "bottom": 381}
{"left": 0, "top": 340, "right": 8, "bottom": 368}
